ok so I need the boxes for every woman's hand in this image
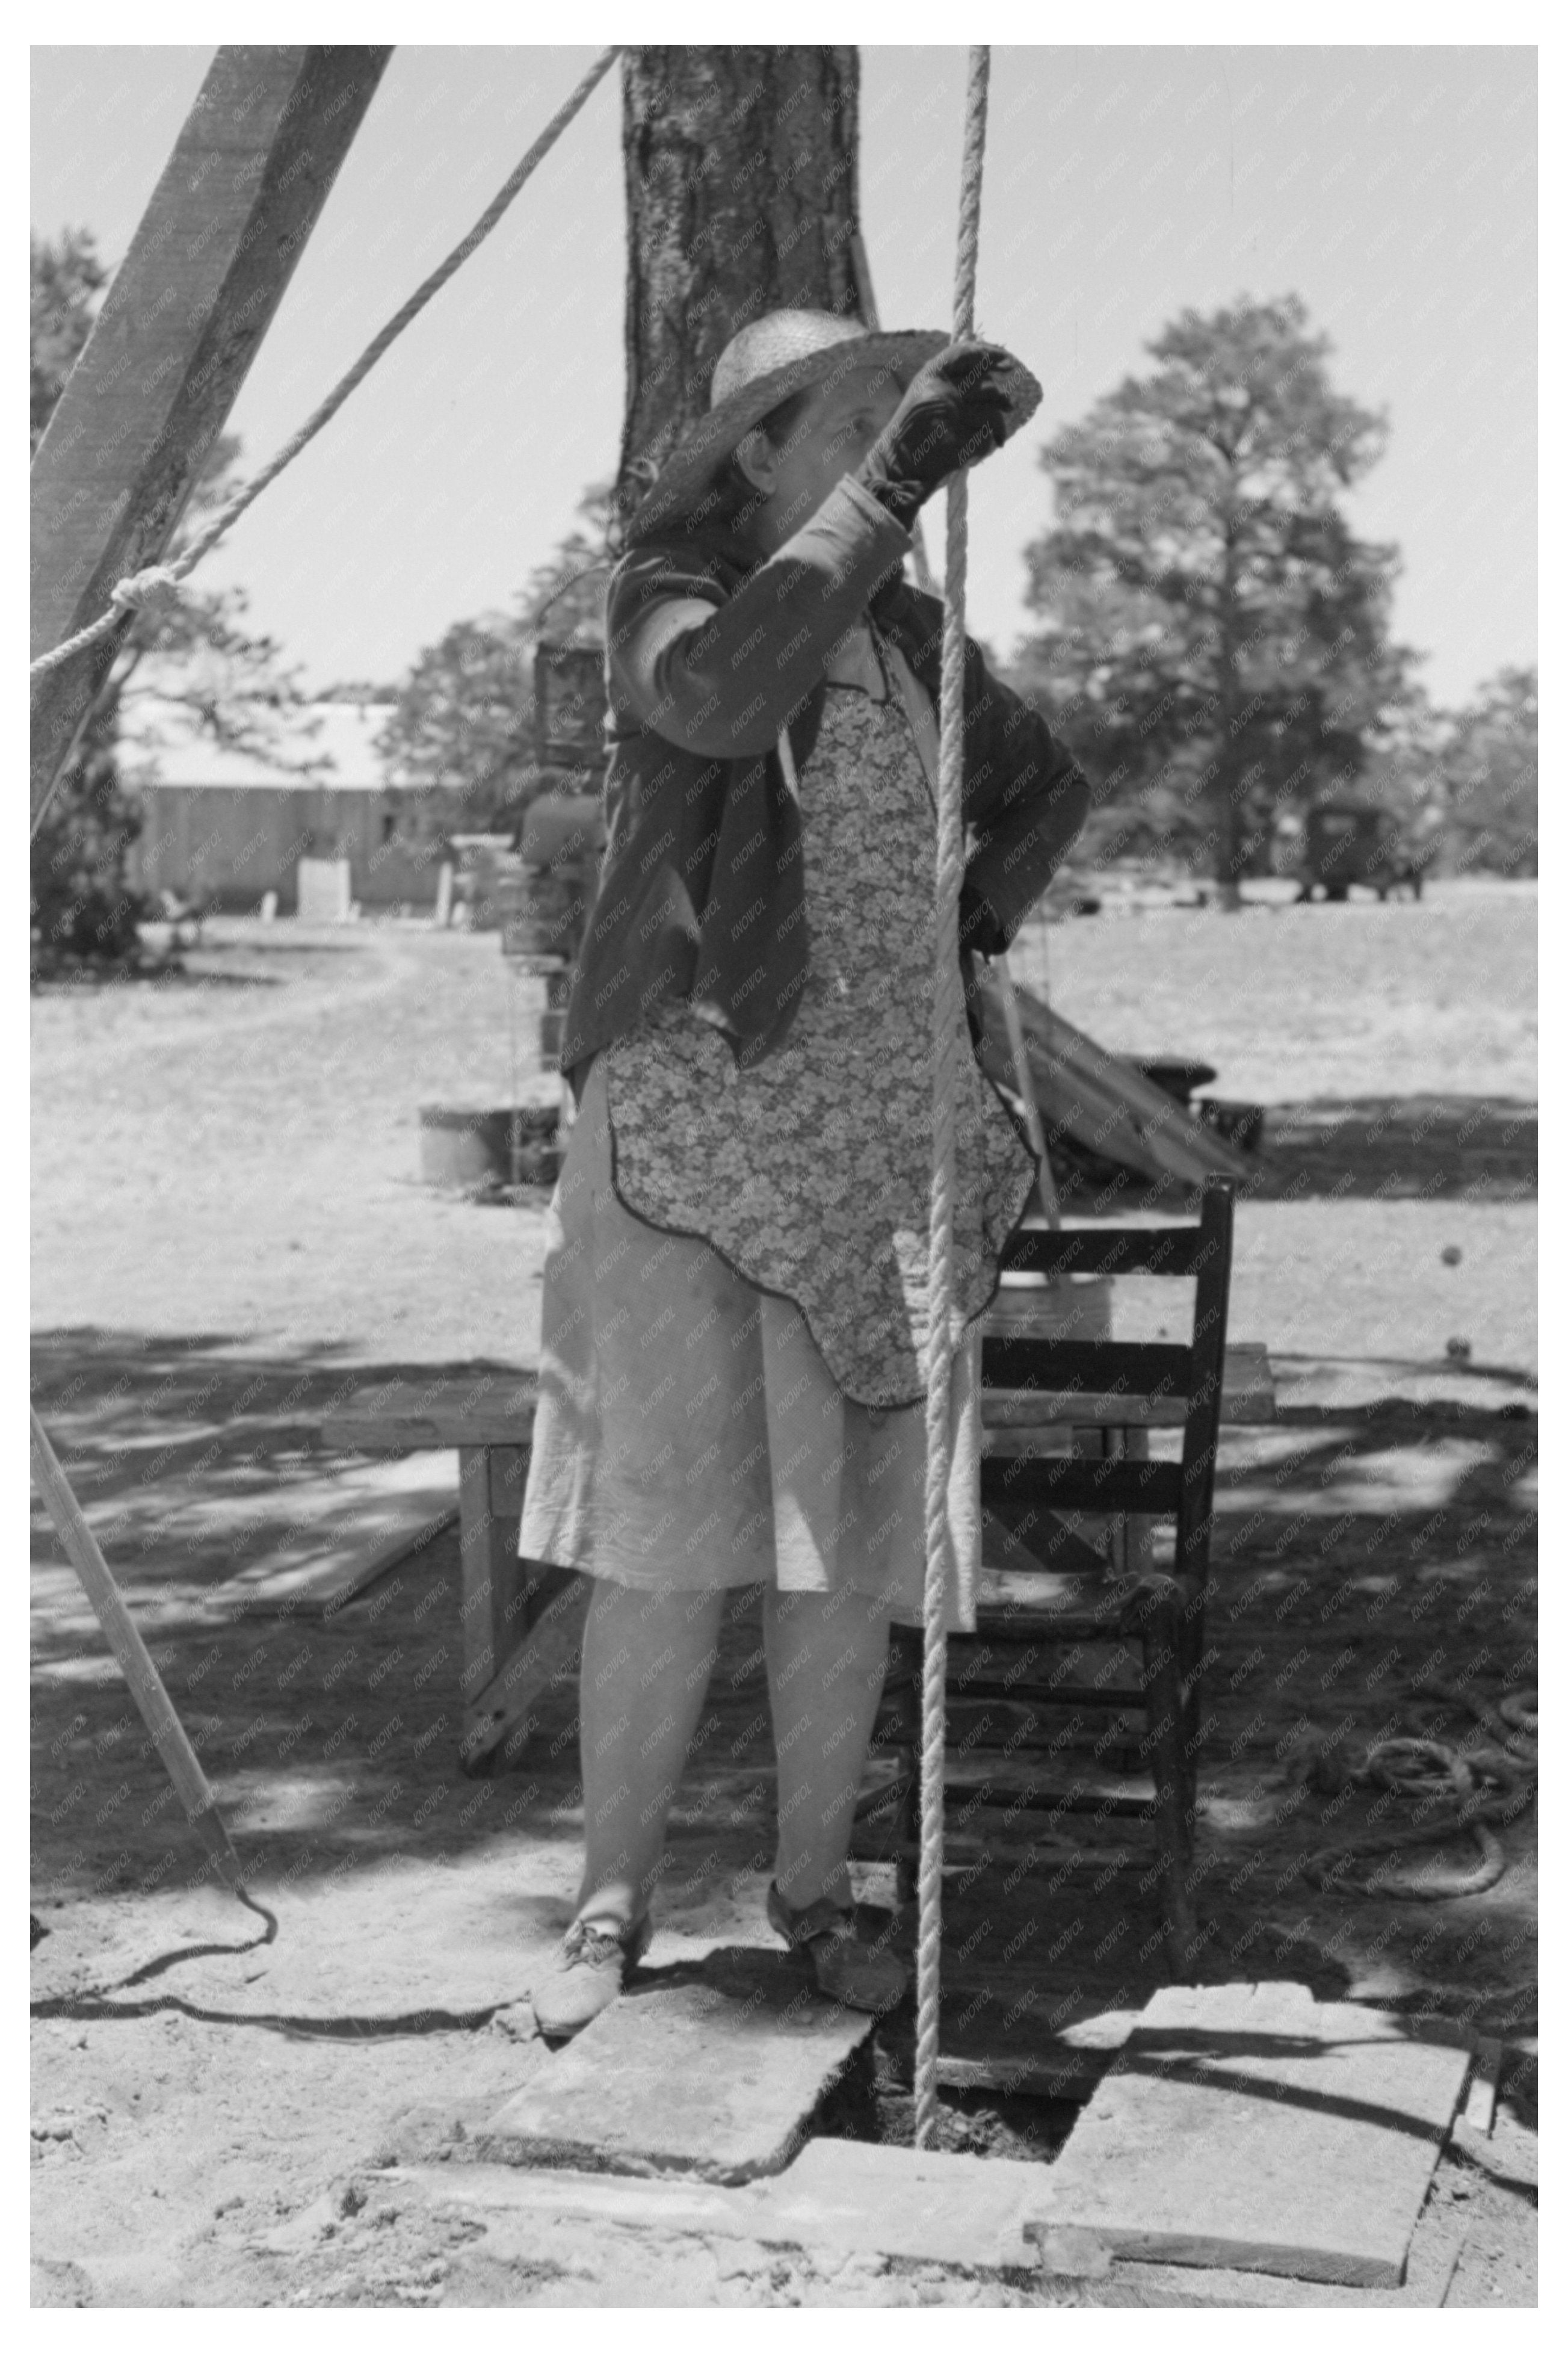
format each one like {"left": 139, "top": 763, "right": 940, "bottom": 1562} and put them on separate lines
{"left": 958, "top": 879, "right": 1010, "bottom": 959}
{"left": 854, "top": 342, "right": 1014, "bottom": 529}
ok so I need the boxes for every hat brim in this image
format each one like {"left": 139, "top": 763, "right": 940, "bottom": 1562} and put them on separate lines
{"left": 622, "top": 329, "right": 1039, "bottom": 545}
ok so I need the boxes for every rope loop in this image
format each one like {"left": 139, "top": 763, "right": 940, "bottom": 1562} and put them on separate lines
{"left": 108, "top": 564, "right": 187, "bottom": 618}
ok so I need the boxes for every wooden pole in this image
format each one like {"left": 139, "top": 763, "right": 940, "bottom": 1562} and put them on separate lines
{"left": 30, "top": 1412, "right": 248, "bottom": 1897}
{"left": 30, "top": 45, "right": 393, "bottom": 821}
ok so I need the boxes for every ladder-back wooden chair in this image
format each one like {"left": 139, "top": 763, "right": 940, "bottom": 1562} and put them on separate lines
{"left": 871, "top": 1180, "right": 1236, "bottom": 1980}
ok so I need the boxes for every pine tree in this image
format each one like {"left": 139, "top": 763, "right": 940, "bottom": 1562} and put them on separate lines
{"left": 1013, "top": 297, "right": 1415, "bottom": 904}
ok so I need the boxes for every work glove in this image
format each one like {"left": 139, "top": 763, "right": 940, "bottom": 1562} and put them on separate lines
{"left": 855, "top": 342, "right": 1014, "bottom": 531}
{"left": 958, "top": 880, "right": 1010, "bottom": 960}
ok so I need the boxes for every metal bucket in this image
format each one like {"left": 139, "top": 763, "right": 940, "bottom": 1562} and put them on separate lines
{"left": 418, "top": 1104, "right": 560, "bottom": 1189}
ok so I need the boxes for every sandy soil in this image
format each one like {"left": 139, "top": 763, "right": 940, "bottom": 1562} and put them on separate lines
{"left": 31, "top": 886, "right": 1537, "bottom": 2307}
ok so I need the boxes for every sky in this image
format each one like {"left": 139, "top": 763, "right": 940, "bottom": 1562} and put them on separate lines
{"left": 31, "top": 43, "right": 1536, "bottom": 708}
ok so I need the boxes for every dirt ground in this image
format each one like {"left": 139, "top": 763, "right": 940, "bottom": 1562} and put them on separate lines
{"left": 31, "top": 884, "right": 1537, "bottom": 2307}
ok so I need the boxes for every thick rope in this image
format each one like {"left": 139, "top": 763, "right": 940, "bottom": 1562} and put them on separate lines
{"left": 1300, "top": 1686, "right": 1537, "bottom": 1900}
{"left": 914, "top": 42, "right": 990, "bottom": 2154}
{"left": 28, "top": 44, "right": 620, "bottom": 725}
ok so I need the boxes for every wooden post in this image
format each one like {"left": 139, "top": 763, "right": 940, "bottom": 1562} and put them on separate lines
{"left": 457, "top": 1445, "right": 535, "bottom": 1702}
{"left": 30, "top": 45, "right": 393, "bottom": 820}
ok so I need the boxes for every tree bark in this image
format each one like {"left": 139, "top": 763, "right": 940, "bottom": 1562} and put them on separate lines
{"left": 617, "top": 47, "right": 866, "bottom": 516}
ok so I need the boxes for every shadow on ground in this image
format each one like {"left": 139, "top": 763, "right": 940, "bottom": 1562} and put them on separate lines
{"left": 32, "top": 1329, "right": 1536, "bottom": 2064}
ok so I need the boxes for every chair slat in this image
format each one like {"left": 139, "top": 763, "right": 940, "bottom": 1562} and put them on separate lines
{"left": 1001, "top": 1225, "right": 1208, "bottom": 1278}
{"left": 980, "top": 1337, "right": 1191, "bottom": 1396}
{"left": 980, "top": 1459, "right": 1184, "bottom": 1514}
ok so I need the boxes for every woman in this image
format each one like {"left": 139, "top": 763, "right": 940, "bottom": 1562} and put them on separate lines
{"left": 519, "top": 307, "right": 1091, "bottom": 2037}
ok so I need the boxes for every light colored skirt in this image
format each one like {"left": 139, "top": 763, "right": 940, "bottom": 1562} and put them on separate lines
{"left": 517, "top": 1056, "right": 981, "bottom": 1630}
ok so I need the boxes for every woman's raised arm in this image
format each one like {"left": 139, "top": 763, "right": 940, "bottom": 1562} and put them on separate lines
{"left": 607, "top": 477, "right": 910, "bottom": 759}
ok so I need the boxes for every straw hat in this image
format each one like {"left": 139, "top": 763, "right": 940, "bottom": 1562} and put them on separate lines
{"left": 620, "top": 307, "right": 1039, "bottom": 545}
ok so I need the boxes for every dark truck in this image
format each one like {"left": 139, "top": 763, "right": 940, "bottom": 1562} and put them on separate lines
{"left": 1291, "top": 799, "right": 1430, "bottom": 902}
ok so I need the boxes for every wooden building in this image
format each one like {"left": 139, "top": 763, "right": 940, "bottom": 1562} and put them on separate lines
{"left": 121, "top": 698, "right": 456, "bottom": 914}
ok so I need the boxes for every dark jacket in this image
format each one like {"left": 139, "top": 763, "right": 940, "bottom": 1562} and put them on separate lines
{"left": 560, "top": 473, "right": 1091, "bottom": 1102}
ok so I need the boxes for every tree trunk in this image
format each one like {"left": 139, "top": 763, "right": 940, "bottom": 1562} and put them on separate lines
{"left": 1210, "top": 503, "right": 1245, "bottom": 909}
{"left": 617, "top": 47, "right": 866, "bottom": 516}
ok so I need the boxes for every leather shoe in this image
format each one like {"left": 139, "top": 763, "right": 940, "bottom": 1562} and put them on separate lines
{"left": 531, "top": 1912, "right": 651, "bottom": 2039}
{"left": 767, "top": 1881, "right": 907, "bottom": 2015}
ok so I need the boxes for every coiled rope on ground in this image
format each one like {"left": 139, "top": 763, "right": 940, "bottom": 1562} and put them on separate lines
{"left": 1301, "top": 1682, "right": 1537, "bottom": 1900}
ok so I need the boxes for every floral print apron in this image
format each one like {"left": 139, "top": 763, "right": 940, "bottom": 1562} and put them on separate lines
{"left": 599, "top": 645, "right": 1037, "bottom": 1411}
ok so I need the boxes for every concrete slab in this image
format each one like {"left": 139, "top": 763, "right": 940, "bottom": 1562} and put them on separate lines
{"left": 756, "top": 2138, "right": 1054, "bottom": 2268}
{"left": 1031, "top": 1980, "right": 1472, "bottom": 2289}
{"left": 394, "top": 2160, "right": 765, "bottom": 2240}
{"left": 477, "top": 1953, "right": 875, "bottom": 2184}
{"left": 335, "top": 2151, "right": 1484, "bottom": 2307}
{"left": 402, "top": 2136, "right": 1055, "bottom": 2271}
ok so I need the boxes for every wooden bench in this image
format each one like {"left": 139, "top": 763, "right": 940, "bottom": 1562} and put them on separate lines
{"left": 304, "top": 1341, "right": 1275, "bottom": 1775}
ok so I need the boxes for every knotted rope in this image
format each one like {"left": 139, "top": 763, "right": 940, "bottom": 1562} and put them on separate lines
{"left": 915, "top": 42, "right": 991, "bottom": 2153}
{"left": 29, "top": 43, "right": 621, "bottom": 820}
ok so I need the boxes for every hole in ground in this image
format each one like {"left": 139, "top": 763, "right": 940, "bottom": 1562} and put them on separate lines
{"left": 807, "top": 2033, "right": 1080, "bottom": 2163}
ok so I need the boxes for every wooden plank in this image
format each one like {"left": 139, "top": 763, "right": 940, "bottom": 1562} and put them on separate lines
{"left": 31, "top": 47, "right": 392, "bottom": 812}
{"left": 1218, "top": 1340, "right": 1276, "bottom": 1423}
{"left": 458, "top": 1446, "right": 530, "bottom": 1702}
{"left": 983, "top": 1337, "right": 1193, "bottom": 1394}
{"left": 982, "top": 1420, "right": 1078, "bottom": 1453}
{"left": 1004, "top": 1226, "right": 1209, "bottom": 1278}
{"left": 1462, "top": 2037, "right": 1502, "bottom": 2136}
{"left": 1176, "top": 1183, "right": 1236, "bottom": 1590}
{"left": 319, "top": 1378, "right": 539, "bottom": 1450}
{"left": 975, "top": 976, "right": 1250, "bottom": 1187}
{"left": 212, "top": 1454, "right": 460, "bottom": 1612}
{"left": 984, "top": 1276, "right": 1113, "bottom": 1340}
{"left": 935, "top": 2048, "right": 1125, "bottom": 2103}
{"left": 1032, "top": 1982, "right": 1472, "bottom": 2288}
{"left": 984, "top": 1342, "right": 1276, "bottom": 1430}
{"left": 230, "top": 1502, "right": 457, "bottom": 1618}
{"left": 983, "top": 1458, "right": 1184, "bottom": 1515}
{"left": 487, "top": 1444, "right": 531, "bottom": 1519}
{"left": 460, "top": 1571, "right": 591, "bottom": 1775}
{"left": 1108, "top": 1423, "right": 1153, "bottom": 1576}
